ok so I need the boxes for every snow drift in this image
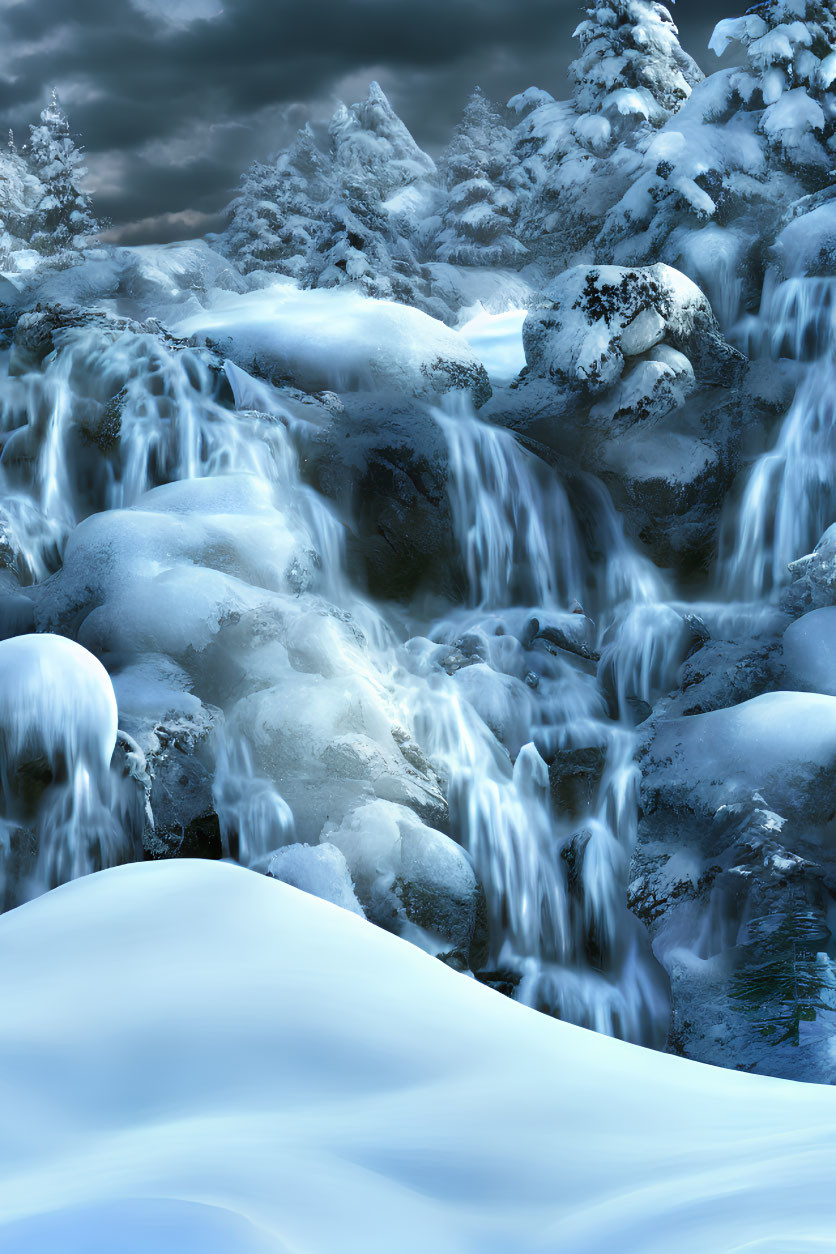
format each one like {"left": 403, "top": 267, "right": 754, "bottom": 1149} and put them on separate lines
{"left": 0, "top": 858, "right": 834, "bottom": 1254}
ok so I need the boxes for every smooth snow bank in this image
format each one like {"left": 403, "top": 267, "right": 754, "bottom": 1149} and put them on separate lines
{"left": 173, "top": 284, "right": 490, "bottom": 403}
{"left": 645, "top": 691, "right": 836, "bottom": 821}
{"left": 0, "top": 859, "right": 835, "bottom": 1254}
{"left": 15, "top": 241, "right": 249, "bottom": 325}
{"left": 458, "top": 307, "right": 527, "bottom": 385}
{"left": 782, "top": 608, "right": 836, "bottom": 696}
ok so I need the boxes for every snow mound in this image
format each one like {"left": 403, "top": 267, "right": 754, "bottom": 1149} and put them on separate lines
{"left": 19, "top": 240, "right": 249, "bottom": 323}
{"left": 782, "top": 607, "right": 836, "bottom": 696}
{"left": 174, "top": 284, "right": 491, "bottom": 405}
{"left": 0, "top": 859, "right": 835, "bottom": 1253}
{"left": 0, "top": 633, "right": 128, "bottom": 893}
{"left": 458, "top": 306, "right": 527, "bottom": 385}
{"left": 0, "top": 633, "right": 117, "bottom": 784}
{"left": 644, "top": 691, "right": 836, "bottom": 822}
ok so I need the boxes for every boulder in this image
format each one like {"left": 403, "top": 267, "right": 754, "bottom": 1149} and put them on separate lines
{"left": 642, "top": 691, "right": 836, "bottom": 825}
{"left": 522, "top": 263, "right": 744, "bottom": 403}
{"left": 782, "top": 607, "right": 836, "bottom": 696}
{"left": 785, "top": 524, "right": 836, "bottom": 613}
{"left": 267, "top": 842, "right": 364, "bottom": 916}
{"left": 325, "top": 798, "right": 488, "bottom": 968}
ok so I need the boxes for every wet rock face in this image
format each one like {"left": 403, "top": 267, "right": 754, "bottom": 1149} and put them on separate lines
{"left": 300, "top": 393, "right": 461, "bottom": 602}
{"left": 144, "top": 742, "right": 223, "bottom": 862}
{"left": 631, "top": 791, "right": 836, "bottom": 1083}
{"left": 548, "top": 746, "right": 607, "bottom": 819}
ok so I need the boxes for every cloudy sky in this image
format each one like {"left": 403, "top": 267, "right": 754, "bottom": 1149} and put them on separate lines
{"left": 0, "top": 0, "right": 740, "bottom": 244}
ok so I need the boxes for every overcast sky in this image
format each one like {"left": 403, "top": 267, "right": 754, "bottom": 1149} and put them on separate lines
{"left": 0, "top": 0, "right": 741, "bottom": 244}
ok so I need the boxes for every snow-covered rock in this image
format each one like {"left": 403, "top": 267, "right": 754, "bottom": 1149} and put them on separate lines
{"left": 782, "top": 606, "right": 836, "bottom": 695}
{"left": 523, "top": 264, "right": 744, "bottom": 400}
{"left": 17, "top": 240, "right": 248, "bottom": 323}
{"left": 175, "top": 285, "right": 491, "bottom": 405}
{"left": 786, "top": 522, "right": 836, "bottom": 611}
{"left": 643, "top": 690, "right": 836, "bottom": 823}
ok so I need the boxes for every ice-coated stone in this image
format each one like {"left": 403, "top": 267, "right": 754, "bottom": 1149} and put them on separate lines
{"left": 267, "top": 841, "right": 365, "bottom": 916}
{"left": 325, "top": 798, "right": 486, "bottom": 965}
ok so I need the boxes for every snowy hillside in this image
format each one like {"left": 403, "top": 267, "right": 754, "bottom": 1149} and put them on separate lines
{"left": 1, "top": 857, "right": 835, "bottom": 1254}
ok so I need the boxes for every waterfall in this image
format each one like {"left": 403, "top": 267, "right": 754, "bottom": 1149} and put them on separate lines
{"left": 419, "top": 402, "right": 670, "bottom": 1043}
{"left": 723, "top": 275, "right": 836, "bottom": 598}
{"left": 0, "top": 311, "right": 673, "bottom": 1048}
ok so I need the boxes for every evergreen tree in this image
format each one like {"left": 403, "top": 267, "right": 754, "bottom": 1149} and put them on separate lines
{"left": 305, "top": 84, "right": 436, "bottom": 306}
{"left": 570, "top": 1, "right": 704, "bottom": 151}
{"left": 0, "top": 145, "right": 42, "bottom": 254}
{"left": 594, "top": 0, "right": 836, "bottom": 322}
{"left": 513, "top": 2, "right": 702, "bottom": 268}
{"left": 435, "top": 89, "right": 527, "bottom": 268}
{"left": 307, "top": 179, "right": 399, "bottom": 298}
{"left": 27, "top": 90, "right": 99, "bottom": 255}
{"left": 328, "top": 81, "right": 436, "bottom": 203}
{"left": 710, "top": 0, "right": 836, "bottom": 184}
{"left": 223, "top": 126, "right": 328, "bottom": 277}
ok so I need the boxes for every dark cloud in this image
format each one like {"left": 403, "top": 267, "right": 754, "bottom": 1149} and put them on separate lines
{"left": 0, "top": 0, "right": 743, "bottom": 244}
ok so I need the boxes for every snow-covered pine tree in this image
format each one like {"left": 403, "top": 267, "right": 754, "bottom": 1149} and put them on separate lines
{"left": 27, "top": 91, "right": 99, "bottom": 255}
{"left": 0, "top": 143, "right": 43, "bottom": 258}
{"left": 570, "top": 1, "right": 704, "bottom": 152}
{"left": 223, "top": 82, "right": 442, "bottom": 312}
{"left": 223, "top": 126, "right": 329, "bottom": 277}
{"left": 594, "top": 1, "right": 836, "bottom": 325}
{"left": 305, "top": 83, "right": 437, "bottom": 306}
{"left": 513, "top": 1, "right": 702, "bottom": 269}
{"left": 306, "top": 179, "right": 394, "bottom": 296}
{"left": 328, "top": 81, "right": 436, "bottom": 201}
{"left": 710, "top": 0, "right": 836, "bottom": 186}
{"left": 434, "top": 88, "right": 527, "bottom": 268}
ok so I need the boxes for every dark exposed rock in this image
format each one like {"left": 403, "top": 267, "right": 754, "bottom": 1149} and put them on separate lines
{"left": 298, "top": 391, "right": 461, "bottom": 601}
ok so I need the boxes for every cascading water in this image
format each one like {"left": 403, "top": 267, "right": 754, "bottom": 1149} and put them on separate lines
{"left": 411, "top": 398, "right": 670, "bottom": 1042}
{"left": 723, "top": 275, "right": 836, "bottom": 599}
